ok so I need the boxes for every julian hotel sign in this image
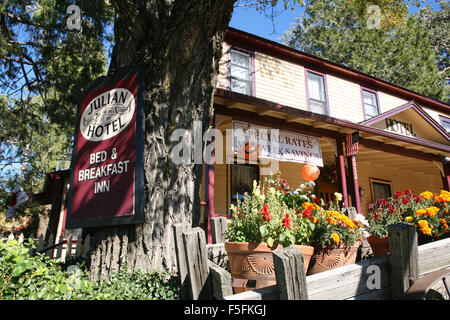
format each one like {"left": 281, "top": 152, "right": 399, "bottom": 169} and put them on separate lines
{"left": 66, "top": 65, "right": 145, "bottom": 229}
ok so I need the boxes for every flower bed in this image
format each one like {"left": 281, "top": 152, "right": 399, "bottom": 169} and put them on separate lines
{"left": 367, "top": 189, "right": 450, "bottom": 245}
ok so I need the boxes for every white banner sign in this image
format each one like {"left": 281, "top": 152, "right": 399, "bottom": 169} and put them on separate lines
{"left": 232, "top": 121, "right": 323, "bottom": 167}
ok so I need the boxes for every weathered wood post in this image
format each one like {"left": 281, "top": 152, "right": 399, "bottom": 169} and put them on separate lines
{"left": 388, "top": 223, "right": 419, "bottom": 299}
{"left": 211, "top": 216, "right": 228, "bottom": 244}
{"left": 173, "top": 223, "right": 190, "bottom": 297}
{"left": 182, "top": 227, "right": 212, "bottom": 300}
{"left": 273, "top": 246, "right": 308, "bottom": 300}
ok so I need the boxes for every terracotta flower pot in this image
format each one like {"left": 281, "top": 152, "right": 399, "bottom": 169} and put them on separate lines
{"left": 307, "top": 241, "right": 361, "bottom": 275}
{"left": 367, "top": 235, "right": 389, "bottom": 256}
{"left": 225, "top": 242, "right": 314, "bottom": 293}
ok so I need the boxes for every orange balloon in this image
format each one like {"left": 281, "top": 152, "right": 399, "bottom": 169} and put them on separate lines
{"left": 301, "top": 164, "right": 320, "bottom": 181}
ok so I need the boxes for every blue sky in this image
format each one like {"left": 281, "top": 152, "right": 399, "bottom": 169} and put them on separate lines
{"left": 229, "top": 0, "right": 443, "bottom": 43}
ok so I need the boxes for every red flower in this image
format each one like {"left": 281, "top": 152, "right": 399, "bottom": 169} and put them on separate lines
{"left": 402, "top": 198, "right": 409, "bottom": 204}
{"left": 415, "top": 197, "right": 421, "bottom": 203}
{"left": 313, "top": 197, "right": 320, "bottom": 205}
{"left": 405, "top": 189, "right": 411, "bottom": 195}
{"left": 389, "top": 207, "right": 395, "bottom": 213}
{"left": 260, "top": 203, "right": 272, "bottom": 221}
{"left": 282, "top": 214, "right": 292, "bottom": 229}
{"left": 374, "top": 212, "right": 379, "bottom": 220}
{"left": 302, "top": 206, "right": 312, "bottom": 218}
{"left": 395, "top": 191, "right": 402, "bottom": 198}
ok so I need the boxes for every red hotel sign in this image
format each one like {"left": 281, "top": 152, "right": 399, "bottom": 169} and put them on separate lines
{"left": 66, "top": 65, "right": 145, "bottom": 228}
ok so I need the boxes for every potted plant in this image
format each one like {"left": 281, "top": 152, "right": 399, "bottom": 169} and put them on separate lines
{"left": 306, "top": 205, "right": 365, "bottom": 274}
{"left": 225, "top": 177, "right": 315, "bottom": 293}
{"left": 366, "top": 194, "right": 405, "bottom": 256}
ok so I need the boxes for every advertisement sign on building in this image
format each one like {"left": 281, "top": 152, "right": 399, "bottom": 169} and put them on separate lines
{"left": 66, "top": 65, "right": 145, "bottom": 229}
{"left": 232, "top": 121, "right": 323, "bottom": 167}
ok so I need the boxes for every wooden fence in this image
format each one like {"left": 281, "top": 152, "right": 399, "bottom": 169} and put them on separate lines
{"left": 174, "top": 216, "right": 450, "bottom": 300}
{"left": 1, "top": 232, "right": 91, "bottom": 262}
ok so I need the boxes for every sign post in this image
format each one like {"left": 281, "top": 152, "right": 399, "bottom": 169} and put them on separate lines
{"left": 66, "top": 65, "right": 145, "bottom": 229}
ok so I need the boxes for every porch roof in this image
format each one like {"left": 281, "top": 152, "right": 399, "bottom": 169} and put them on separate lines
{"left": 213, "top": 88, "right": 450, "bottom": 162}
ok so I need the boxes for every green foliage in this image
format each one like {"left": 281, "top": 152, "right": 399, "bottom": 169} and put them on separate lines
{"left": 0, "top": 239, "right": 182, "bottom": 300}
{"left": 282, "top": 0, "right": 448, "bottom": 103}
{"left": 0, "top": 0, "right": 114, "bottom": 217}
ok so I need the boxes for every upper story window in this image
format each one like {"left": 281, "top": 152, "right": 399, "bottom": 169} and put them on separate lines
{"left": 439, "top": 115, "right": 450, "bottom": 134}
{"left": 362, "top": 89, "right": 379, "bottom": 119}
{"left": 306, "top": 71, "right": 328, "bottom": 115}
{"left": 230, "top": 49, "right": 253, "bottom": 96}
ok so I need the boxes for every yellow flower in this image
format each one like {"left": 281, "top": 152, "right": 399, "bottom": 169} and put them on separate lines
{"left": 332, "top": 211, "right": 341, "bottom": 219}
{"left": 334, "top": 192, "right": 343, "bottom": 201}
{"left": 309, "top": 216, "right": 317, "bottom": 223}
{"left": 421, "top": 191, "right": 434, "bottom": 199}
{"left": 417, "top": 220, "right": 429, "bottom": 229}
{"left": 331, "top": 233, "right": 340, "bottom": 243}
{"left": 439, "top": 191, "right": 450, "bottom": 202}
{"left": 421, "top": 227, "right": 432, "bottom": 235}
{"left": 420, "top": 191, "right": 434, "bottom": 200}
{"left": 426, "top": 206, "right": 439, "bottom": 217}
{"left": 405, "top": 216, "right": 414, "bottom": 222}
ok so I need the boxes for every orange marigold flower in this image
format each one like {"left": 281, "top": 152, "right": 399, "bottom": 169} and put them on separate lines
{"left": 426, "top": 206, "right": 439, "bottom": 217}
{"left": 440, "top": 219, "right": 447, "bottom": 224}
{"left": 416, "top": 209, "right": 427, "bottom": 216}
{"left": 326, "top": 217, "right": 337, "bottom": 225}
{"left": 331, "top": 233, "right": 340, "bottom": 243}
{"left": 434, "top": 196, "right": 444, "bottom": 203}
{"left": 417, "top": 220, "right": 429, "bottom": 229}
{"left": 421, "top": 227, "right": 432, "bottom": 235}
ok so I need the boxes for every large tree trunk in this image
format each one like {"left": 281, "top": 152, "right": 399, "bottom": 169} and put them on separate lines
{"left": 88, "top": 0, "right": 235, "bottom": 279}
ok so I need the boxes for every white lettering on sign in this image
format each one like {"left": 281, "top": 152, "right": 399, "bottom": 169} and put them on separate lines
{"left": 94, "top": 180, "right": 110, "bottom": 194}
{"left": 77, "top": 148, "right": 131, "bottom": 195}
{"left": 385, "top": 118, "right": 416, "bottom": 137}
{"left": 80, "top": 88, "right": 135, "bottom": 141}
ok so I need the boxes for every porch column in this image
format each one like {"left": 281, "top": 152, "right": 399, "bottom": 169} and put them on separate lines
{"left": 206, "top": 114, "right": 216, "bottom": 244}
{"left": 206, "top": 163, "right": 215, "bottom": 244}
{"left": 336, "top": 136, "right": 349, "bottom": 208}
{"left": 347, "top": 154, "right": 362, "bottom": 214}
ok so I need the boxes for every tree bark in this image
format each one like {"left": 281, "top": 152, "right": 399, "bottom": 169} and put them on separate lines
{"left": 88, "top": 0, "right": 235, "bottom": 279}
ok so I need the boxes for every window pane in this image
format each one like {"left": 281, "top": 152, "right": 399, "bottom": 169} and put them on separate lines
{"left": 307, "top": 72, "right": 325, "bottom": 102}
{"left": 231, "top": 164, "right": 259, "bottom": 209}
{"left": 372, "top": 182, "right": 391, "bottom": 200}
{"left": 230, "top": 65, "right": 249, "bottom": 80}
{"left": 230, "top": 50, "right": 252, "bottom": 95}
{"left": 363, "top": 90, "right": 378, "bottom": 117}
{"left": 310, "top": 99, "right": 327, "bottom": 115}
{"left": 231, "top": 78, "right": 251, "bottom": 95}
{"left": 441, "top": 119, "right": 450, "bottom": 133}
{"left": 231, "top": 51, "right": 250, "bottom": 69}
